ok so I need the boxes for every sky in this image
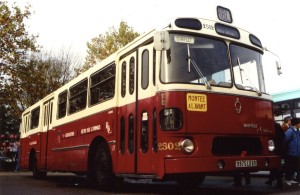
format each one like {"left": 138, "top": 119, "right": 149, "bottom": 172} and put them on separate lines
{"left": 8, "top": 0, "right": 300, "bottom": 94}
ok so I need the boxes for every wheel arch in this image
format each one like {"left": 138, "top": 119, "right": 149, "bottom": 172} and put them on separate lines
{"left": 87, "top": 136, "right": 112, "bottom": 174}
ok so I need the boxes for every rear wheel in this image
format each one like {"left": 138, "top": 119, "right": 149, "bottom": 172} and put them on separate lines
{"left": 91, "top": 142, "right": 115, "bottom": 190}
{"left": 31, "top": 155, "right": 47, "bottom": 179}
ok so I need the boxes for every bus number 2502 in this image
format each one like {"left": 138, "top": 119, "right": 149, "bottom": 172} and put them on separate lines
{"left": 158, "top": 142, "right": 181, "bottom": 151}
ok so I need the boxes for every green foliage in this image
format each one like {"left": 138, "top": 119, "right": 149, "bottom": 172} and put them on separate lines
{"left": 78, "top": 21, "right": 139, "bottom": 73}
{"left": 0, "top": 1, "right": 38, "bottom": 74}
{"left": 0, "top": 1, "right": 138, "bottom": 137}
{"left": 0, "top": 2, "right": 81, "bottom": 136}
{"left": 0, "top": 1, "right": 38, "bottom": 134}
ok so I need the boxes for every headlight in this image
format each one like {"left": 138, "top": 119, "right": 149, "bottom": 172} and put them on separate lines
{"left": 4, "top": 158, "right": 12, "bottom": 163}
{"left": 159, "top": 108, "right": 182, "bottom": 130}
{"left": 180, "top": 139, "right": 194, "bottom": 154}
{"left": 268, "top": 140, "right": 275, "bottom": 152}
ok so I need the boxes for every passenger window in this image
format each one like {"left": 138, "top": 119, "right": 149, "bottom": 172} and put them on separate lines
{"left": 128, "top": 114, "right": 134, "bottom": 154}
{"left": 120, "top": 117, "right": 125, "bottom": 155}
{"left": 153, "top": 49, "right": 156, "bottom": 86}
{"left": 129, "top": 57, "right": 135, "bottom": 95}
{"left": 24, "top": 116, "right": 27, "bottom": 132}
{"left": 58, "top": 91, "right": 67, "bottom": 119}
{"left": 90, "top": 64, "right": 116, "bottom": 106}
{"left": 30, "top": 107, "right": 40, "bottom": 129}
{"left": 23, "top": 114, "right": 30, "bottom": 133}
{"left": 43, "top": 104, "right": 48, "bottom": 127}
{"left": 141, "top": 112, "right": 149, "bottom": 153}
{"left": 69, "top": 79, "right": 87, "bottom": 114}
{"left": 49, "top": 102, "right": 53, "bottom": 124}
{"left": 121, "top": 61, "right": 126, "bottom": 97}
{"left": 142, "top": 50, "right": 149, "bottom": 89}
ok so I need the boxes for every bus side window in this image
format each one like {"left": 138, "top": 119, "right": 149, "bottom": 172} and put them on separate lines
{"left": 153, "top": 48, "right": 156, "bottom": 86}
{"left": 141, "top": 112, "right": 149, "bottom": 153}
{"left": 43, "top": 104, "right": 48, "bottom": 127}
{"left": 58, "top": 90, "right": 67, "bottom": 119}
{"left": 129, "top": 57, "right": 135, "bottom": 95}
{"left": 26, "top": 115, "right": 30, "bottom": 132}
{"left": 23, "top": 114, "right": 30, "bottom": 133}
{"left": 90, "top": 64, "right": 116, "bottom": 106}
{"left": 128, "top": 114, "right": 134, "bottom": 154}
{"left": 50, "top": 102, "right": 53, "bottom": 124}
{"left": 120, "top": 117, "right": 125, "bottom": 154}
{"left": 121, "top": 61, "right": 126, "bottom": 98}
{"left": 24, "top": 116, "right": 27, "bottom": 133}
{"left": 30, "top": 107, "right": 40, "bottom": 129}
{"left": 141, "top": 50, "right": 149, "bottom": 89}
{"left": 69, "top": 79, "right": 88, "bottom": 114}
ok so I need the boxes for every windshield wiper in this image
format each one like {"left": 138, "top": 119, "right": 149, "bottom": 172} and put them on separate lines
{"left": 237, "top": 57, "right": 244, "bottom": 84}
{"left": 187, "top": 45, "right": 211, "bottom": 90}
{"left": 187, "top": 44, "right": 191, "bottom": 72}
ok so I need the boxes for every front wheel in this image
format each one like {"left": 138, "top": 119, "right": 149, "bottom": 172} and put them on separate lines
{"left": 91, "top": 142, "right": 115, "bottom": 190}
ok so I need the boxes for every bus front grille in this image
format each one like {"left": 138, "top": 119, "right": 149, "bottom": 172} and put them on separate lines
{"left": 211, "top": 136, "right": 262, "bottom": 156}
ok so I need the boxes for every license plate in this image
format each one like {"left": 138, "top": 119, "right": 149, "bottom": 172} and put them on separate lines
{"left": 235, "top": 160, "right": 257, "bottom": 167}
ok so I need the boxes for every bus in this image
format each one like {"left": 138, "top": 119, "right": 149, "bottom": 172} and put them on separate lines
{"left": 20, "top": 6, "right": 280, "bottom": 189}
{"left": 272, "top": 88, "right": 300, "bottom": 122}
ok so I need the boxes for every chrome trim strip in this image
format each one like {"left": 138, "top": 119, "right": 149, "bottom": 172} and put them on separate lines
{"left": 51, "top": 144, "right": 89, "bottom": 152}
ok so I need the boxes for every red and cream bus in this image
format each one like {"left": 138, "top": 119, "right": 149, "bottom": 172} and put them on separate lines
{"left": 20, "top": 6, "right": 280, "bottom": 189}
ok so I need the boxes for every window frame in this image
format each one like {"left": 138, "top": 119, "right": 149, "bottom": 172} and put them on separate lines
{"left": 58, "top": 90, "right": 68, "bottom": 119}
{"left": 69, "top": 78, "right": 88, "bottom": 114}
{"left": 90, "top": 64, "right": 116, "bottom": 106}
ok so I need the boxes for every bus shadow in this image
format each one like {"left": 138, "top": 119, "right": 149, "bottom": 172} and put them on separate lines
{"left": 25, "top": 174, "right": 300, "bottom": 195}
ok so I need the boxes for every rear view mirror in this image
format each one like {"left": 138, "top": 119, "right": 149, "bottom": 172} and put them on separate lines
{"left": 264, "top": 47, "right": 282, "bottom": 76}
{"left": 276, "top": 61, "right": 282, "bottom": 75}
{"left": 154, "top": 31, "right": 170, "bottom": 51}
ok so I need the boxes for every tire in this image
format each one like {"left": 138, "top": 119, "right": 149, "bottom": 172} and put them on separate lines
{"left": 32, "top": 155, "right": 47, "bottom": 179}
{"left": 91, "top": 142, "right": 115, "bottom": 190}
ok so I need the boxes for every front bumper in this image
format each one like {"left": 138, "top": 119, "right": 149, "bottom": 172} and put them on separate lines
{"left": 165, "top": 155, "right": 280, "bottom": 174}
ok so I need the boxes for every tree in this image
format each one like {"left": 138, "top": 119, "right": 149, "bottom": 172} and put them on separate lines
{"left": 0, "top": 1, "right": 38, "bottom": 84}
{"left": 0, "top": 2, "right": 81, "bottom": 137}
{"left": 1, "top": 47, "right": 81, "bottom": 139}
{"left": 3, "top": 48, "right": 81, "bottom": 117}
{"left": 78, "top": 21, "right": 140, "bottom": 73}
{"left": 0, "top": 1, "right": 38, "bottom": 136}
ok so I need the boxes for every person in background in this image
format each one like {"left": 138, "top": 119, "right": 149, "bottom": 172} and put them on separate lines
{"left": 281, "top": 116, "right": 292, "bottom": 132}
{"left": 284, "top": 118, "right": 300, "bottom": 186}
{"left": 14, "top": 142, "right": 20, "bottom": 173}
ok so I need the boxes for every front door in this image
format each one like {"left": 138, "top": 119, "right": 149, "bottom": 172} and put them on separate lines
{"left": 136, "top": 44, "right": 156, "bottom": 174}
{"left": 117, "top": 44, "right": 156, "bottom": 175}
{"left": 117, "top": 52, "right": 138, "bottom": 174}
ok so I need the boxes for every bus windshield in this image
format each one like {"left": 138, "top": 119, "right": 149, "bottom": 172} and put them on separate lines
{"left": 160, "top": 33, "right": 266, "bottom": 93}
{"left": 230, "top": 44, "right": 266, "bottom": 93}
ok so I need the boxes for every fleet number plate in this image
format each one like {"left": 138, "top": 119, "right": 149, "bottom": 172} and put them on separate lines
{"left": 235, "top": 160, "right": 257, "bottom": 168}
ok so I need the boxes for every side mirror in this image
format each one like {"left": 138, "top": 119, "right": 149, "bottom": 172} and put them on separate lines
{"left": 264, "top": 47, "right": 282, "bottom": 76}
{"left": 154, "top": 31, "right": 170, "bottom": 51}
{"left": 276, "top": 61, "right": 282, "bottom": 75}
